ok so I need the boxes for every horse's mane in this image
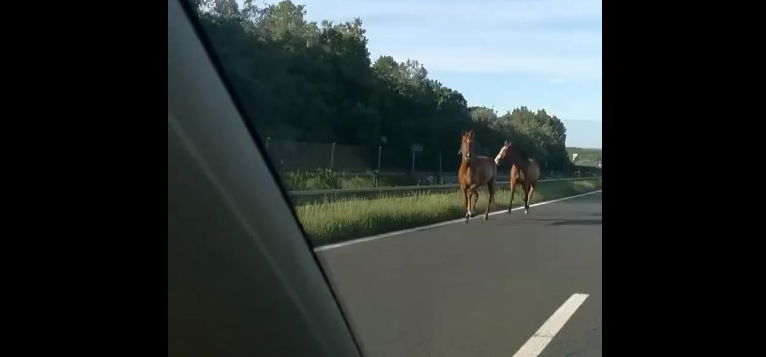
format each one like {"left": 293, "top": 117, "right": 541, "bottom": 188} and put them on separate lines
{"left": 508, "top": 144, "right": 531, "bottom": 162}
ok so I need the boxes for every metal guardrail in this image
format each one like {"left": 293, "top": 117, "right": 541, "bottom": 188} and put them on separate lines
{"left": 288, "top": 176, "right": 601, "bottom": 197}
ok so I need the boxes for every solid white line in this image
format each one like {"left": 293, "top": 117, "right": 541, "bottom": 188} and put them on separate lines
{"left": 313, "top": 189, "right": 602, "bottom": 252}
{"left": 512, "top": 293, "right": 590, "bottom": 357}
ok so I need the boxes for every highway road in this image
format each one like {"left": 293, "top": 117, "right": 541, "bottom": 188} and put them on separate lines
{"left": 315, "top": 191, "right": 602, "bottom": 357}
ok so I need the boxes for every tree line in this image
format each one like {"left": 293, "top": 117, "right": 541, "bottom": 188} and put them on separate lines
{"left": 190, "top": 0, "right": 572, "bottom": 173}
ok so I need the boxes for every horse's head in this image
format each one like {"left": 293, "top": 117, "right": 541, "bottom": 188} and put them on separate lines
{"left": 494, "top": 140, "right": 512, "bottom": 165}
{"left": 460, "top": 130, "right": 475, "bottom": 162}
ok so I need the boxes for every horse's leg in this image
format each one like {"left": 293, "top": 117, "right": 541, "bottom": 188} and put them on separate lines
{"left": 485, "top": 180, "right": 495, "bottom": 220}
{"left": 508, "top": 177, "right": 516, "bottom": 213}
{"left": 467, "top": 184, "right": 478, "bottom": 217}
{"left": 471, "top": 189, "right": 479, "bottom": 217}
{"left": 525, "top": 183, "right": 535, "bottom": 214}
{"left": 522, "top": 183, "right": 531, "bottom": 214}
{"left": 463, "top": 187, "right": 470, "bottom": 223}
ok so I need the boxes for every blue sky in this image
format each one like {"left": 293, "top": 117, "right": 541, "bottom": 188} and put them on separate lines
{"left": 240, "top": 0, "right": 602, "bottom": 148}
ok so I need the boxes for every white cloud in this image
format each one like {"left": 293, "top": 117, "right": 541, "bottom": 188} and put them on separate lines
{"left": 237, "top": 0, "right": 602, "bottom": 124}
{"left": 304, "top": 0, "right": 601, "bottom": 28}
{"left": 239, "top": 0, "right": 601, "bottom": 80}
{"left": 299, "top": 0, "right": 602, "bottom": 80}
{"left": 367, "top": 27, "right": 601, "bottom": 55}
{"left": 381, "top": 51, "right": 601, "bottom": 79}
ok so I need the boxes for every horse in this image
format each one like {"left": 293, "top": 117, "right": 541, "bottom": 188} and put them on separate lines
{"left": 494, "top": 140, "right": 540, "bottom": 214}
{"left": 458, "top": 130, "right": 497, "bottom": 222}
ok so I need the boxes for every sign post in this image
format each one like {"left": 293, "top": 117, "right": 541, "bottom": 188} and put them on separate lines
{"left": 438, "top": 152, "right": 442, "bottom": 184}
{"left": 330, "top": 142, "right": 335, "bottom": 170}
{"left": 411, "top": 144, "right": 422, "bottom": 174}
{"left": 377, "top": 145, "right": 382, "bottom": 172}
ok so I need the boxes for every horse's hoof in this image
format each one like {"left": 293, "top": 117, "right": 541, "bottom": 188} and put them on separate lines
{"left": 525, "top": 209, "right": 529, "bottom": 214}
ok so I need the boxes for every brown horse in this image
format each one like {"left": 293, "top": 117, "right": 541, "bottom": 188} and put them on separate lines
{"left": 494, "top": 140, "right": 540, "bottom": 214}
{"left": 458, "top": 130, "right": 497, "bottom": 222}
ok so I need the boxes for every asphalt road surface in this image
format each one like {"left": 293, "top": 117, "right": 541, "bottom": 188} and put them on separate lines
{"left": 315, "top": 191, "right": 602, "bottom": 357}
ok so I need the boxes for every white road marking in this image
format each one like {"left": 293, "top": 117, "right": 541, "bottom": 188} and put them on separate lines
{"left": 313, "top": 189, "right": 601, "bottom": 252}
{"left": 512, "top": 293, "right": 590, "bottom": 357}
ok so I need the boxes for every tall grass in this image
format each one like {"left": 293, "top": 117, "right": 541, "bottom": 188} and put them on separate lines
{"left": 297, "top": 178, "right": 601, "bottom": 246}
{"left": 280, "top": 169, "right": 417, "bottom": 190}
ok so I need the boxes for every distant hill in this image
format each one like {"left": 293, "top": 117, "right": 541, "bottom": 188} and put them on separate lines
{"left": 567, "top": 147, "right": 602, "bottom": 167}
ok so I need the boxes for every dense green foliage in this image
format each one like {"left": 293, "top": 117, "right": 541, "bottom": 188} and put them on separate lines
{"left": 191, "top": 0, "right": 573, "bottom": 172}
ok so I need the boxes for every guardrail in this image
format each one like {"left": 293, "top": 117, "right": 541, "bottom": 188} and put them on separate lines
{"left": 288, "top": 176, "right": 601, "bottom": 202}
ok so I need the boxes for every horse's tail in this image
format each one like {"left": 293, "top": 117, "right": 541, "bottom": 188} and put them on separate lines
{"left": 529, "top": 159, "right": 541, "bottom": 183}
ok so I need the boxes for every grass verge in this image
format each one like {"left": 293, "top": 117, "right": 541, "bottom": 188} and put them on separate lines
{"left": 280, "top": 170, "right": 418, "bottom": 190}
{"left": 296, "top": 178, "right": 601, "bottom": 246}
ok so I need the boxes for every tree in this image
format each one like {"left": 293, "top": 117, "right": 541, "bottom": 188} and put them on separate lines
{"left": 469, "top": 106, "right": 498, "bottom": 124}
{"left": 189, "top": 0, "right": 572, "bottom": 173}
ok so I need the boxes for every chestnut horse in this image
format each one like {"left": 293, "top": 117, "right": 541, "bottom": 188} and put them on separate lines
{"left": 458, "top": 130, "right": 496, "bottom": 222}
{"left": 494, "top": 140, "right": 540, "bottom": 214}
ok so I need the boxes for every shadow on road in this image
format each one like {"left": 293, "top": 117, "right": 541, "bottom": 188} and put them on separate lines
{"left": 549, "top": 219, "right": 601, "bottom": 226}
{"left": 526, "top": 218, "right": 602, "bottom": 226}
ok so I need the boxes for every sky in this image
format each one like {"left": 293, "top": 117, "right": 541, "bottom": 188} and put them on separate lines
{"left": 240, "top": 0, "right": 602, "bottom": 148}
